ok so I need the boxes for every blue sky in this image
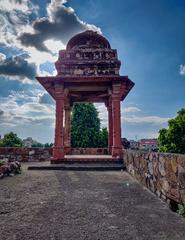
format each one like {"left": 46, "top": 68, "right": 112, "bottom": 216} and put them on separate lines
{"left": 0, "top": 0, "right": 185, "bottom": 143}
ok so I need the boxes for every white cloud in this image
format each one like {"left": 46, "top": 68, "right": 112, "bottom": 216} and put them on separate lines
{"left": 122, "top": 106, "right": 141, "bottom": 113}
{"left": 18, "top": 0, "right": 101, "bottom": 53}
{"left": 44, "top": 39, "right": 65, "bottom": 55}
{"left": 94, "top": 104, "right": 169, "bottom": 127}
{"left": 0, "top": 91, "right": 55, "bottom": 129}
{"left": 0, "top": 0, "right": 38, "bottom": 37}
{"left": 0, "top": 52, "right": 6, "bottom": 61}
{"left": 0, "top": 0, "right": 101, "bottom": 83}
{"left": 0, "top": 54, "right": 37, "bottom": 84}
{"left": 26, "top": 47, "right": 57, "bottom": 69}
{"left": 94, "top": 103, "right": 108, "bottom": 127}
{"left": 180, "top": 64, "right": 185, "bottom": 75}
{"left": 47, "top": 0, "right": 68, "bottom": 20}
{"left": 122, "top": 115, "right": 169, "bottom": 125}
{"left": 0, "top": 0, "right": 29, "bottom": 12}
{"left": 47, "top": 0, "right": 100, "bottom": 34}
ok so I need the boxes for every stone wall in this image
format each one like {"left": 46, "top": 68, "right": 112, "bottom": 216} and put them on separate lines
{"left": 123, "top": 150, "right": 185, "bottom": 205}
{"left": 0, "top": 148, "right": 52, "bottom": 162}
{"left": 70, "top": 148, "right": 109, "bottom": 155}
{"left": 0, "top": 147, "right": 109, "bottom": 162}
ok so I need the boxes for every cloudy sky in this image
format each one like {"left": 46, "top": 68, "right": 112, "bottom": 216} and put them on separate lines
{"left": 0, "top": 0, "right": 185, "bottom": 143}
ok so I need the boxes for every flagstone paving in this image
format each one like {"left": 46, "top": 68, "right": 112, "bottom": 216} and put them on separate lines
{"left": 0, "top": 162, "right": 185, "bottom": 240}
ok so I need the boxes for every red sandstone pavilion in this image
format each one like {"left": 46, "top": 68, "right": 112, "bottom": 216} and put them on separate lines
{"left": 36, "top": 30, "right": 134, "bottom": 163}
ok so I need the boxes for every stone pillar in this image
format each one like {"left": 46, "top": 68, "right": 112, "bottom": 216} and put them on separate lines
{"left": 64, "top": 105, "right": 71, "bottom": 154}
{"left": 107, "top": 101, "right": 113, "bottom": 154}
{"left": 52, "top": 96, "right": 65, "bottom": 162}
{"left": 112, "top": 95, "right": 122, "bottom": 159}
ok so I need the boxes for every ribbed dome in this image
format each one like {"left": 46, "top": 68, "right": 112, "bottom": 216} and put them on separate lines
{"left": 66, "top": 30, "right": 111, "bottom": 50}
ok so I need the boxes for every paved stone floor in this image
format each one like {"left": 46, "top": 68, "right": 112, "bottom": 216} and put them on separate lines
{"left": 0, "top": 162, "right": 185, "bottom": 240}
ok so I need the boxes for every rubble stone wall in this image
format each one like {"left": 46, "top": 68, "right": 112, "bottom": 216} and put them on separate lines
{"left": 0, "top": 148, "right": 52, "bottom": 162}
{"left": 0, "top": 147, "right": 109, "bottom": 162}
{"left": 124, "top": 150, "right": 185, "bottom": 205}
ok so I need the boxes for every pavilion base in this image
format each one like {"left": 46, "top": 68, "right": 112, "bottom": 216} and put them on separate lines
{"left": 52, "top": 147, "right": 65, "bottom": 161}
{"left": 112, "top": 147, "right": 123, "bottom": 159}
{"left": 28, "top": 162, "right": 125, "bottom": 171}
{"left": 50, "top": 155, "right": 123, "bottom": 164}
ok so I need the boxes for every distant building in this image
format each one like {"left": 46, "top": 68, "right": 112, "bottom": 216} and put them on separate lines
{"left": 139, "top": 139, "right": 158, "bottom": 151}
{"left": 23, "top": 137, "right": 37, "bottom": 148}
{"left": 129, "top": 140, "right": 139, "bottom": 150}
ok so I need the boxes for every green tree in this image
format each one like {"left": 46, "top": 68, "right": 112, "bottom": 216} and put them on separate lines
{"left": 99, "top": 128, "right": 108, "bottom": 147}
{"left": 32, "top": 142, "right": 44, "bottom": 148}
{"left": 0, "top": 132, "right": 23, "bottom": 147}
{"left": 44, "top": 143, "right": 53, "bottom": 148}
{"left": 121, "top": 138, "right": 130, "bottom": 149}
{"left": 158, "top": 108, "right": 185, "bottom": 154}
{"left": 71, "top": 103, "right": 108, "bottom": 147}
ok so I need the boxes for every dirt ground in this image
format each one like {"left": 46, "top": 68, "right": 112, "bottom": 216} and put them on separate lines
{"left": 0, "top": 162, "right": 185, "bottom": 240}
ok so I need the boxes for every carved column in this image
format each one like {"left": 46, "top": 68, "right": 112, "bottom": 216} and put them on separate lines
{"left": 53, "top": 94, "right": 65, "bottom": 162}
{"left": 112, "top": 94, "right": 122, "bottom": 158}
{"left": 106, "top": 99, "right": 113, "bottom": 154}
{"left": 64, "top": 105, "right": 71, "bottom": 154}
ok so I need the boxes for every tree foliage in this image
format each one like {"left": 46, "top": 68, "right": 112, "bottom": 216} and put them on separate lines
{"left": 44, "top": 143, "right": 53, "bottom": 148}
{"left": 158, "top": 108, "right": 185, "bottom": 154}
{"left": 99, "top": 128, "right": 108, "bottom": 147}
{"left": 0, "top": 132, "right": 23, "bottom": 147}
{"left": 71, "top": 103, "right": 108, "bottom": 147}
{"left": 121, "top": 138, "right": 130, "bottom": 149}
{"left": 30, "top": 142, "right": 53, "bottom": 148}
{"left": 32, "top": 142, "right": 44, "bottom": 148}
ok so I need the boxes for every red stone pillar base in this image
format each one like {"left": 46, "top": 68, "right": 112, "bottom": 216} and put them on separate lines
{"left": 112, "top": 147, "right": 123, "bottom": 159}
{"left": 108, "top": 147, "right": 112, "bottom": 155}
{"left": 51, "top": 147, "right": 65, "bottom": 164}
{"left": 111, "top": 93, "right": 123, "bottom": 160}
{"left": 64, "top": 146, "right": 71, "bottom": 155}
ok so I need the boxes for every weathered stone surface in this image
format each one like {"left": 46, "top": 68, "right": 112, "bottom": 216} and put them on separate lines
{"left": 148, "top": 161, "right": 153, "bottom": 175}
{"left": 159, "top": 155, "right": 166, "bottom": 176}
{"left": 180, "top": 190, "right": 185, "bottom": 203}
{"left": 161, "top": 178, "right": 170, "bottom": 194}
{"left": 178, "top": 165, "right": 185, "bottom": 189}
{"left": 1, "top": 163, "right": 185, "bottom": 240}
{"left": 0, "top": 147, "right": 52, "bottom": 162}
{"left": 167, "top": 188, "right": 180, "bottom": 202}
{"left": 166, "top": 159, "right": 176, "bottom": 181}
{"left": 171, "top": 157, "right": 178, "bottom": 173}
{"left": 0, "top": 147, "right": 111, "bottom": 162}
{"left": 124, "top": 150, "right": 185, "bottom": 205}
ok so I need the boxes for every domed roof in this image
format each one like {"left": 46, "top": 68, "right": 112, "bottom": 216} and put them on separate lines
{"left": 66, "top": 30, "right": 111, "bottom": 50}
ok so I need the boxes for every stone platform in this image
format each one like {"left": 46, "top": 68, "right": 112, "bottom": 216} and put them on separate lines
{"left": 28, "top": 156, "right": 125, "bottom": 171}
{"left": 50, "top": 154, "right": 122, "bottom": 164}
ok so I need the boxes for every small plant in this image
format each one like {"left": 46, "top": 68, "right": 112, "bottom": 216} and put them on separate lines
{"left": 177, "top": 204, "right": 185, "bottom": 217}
{"left": 0, "top": 160, "right": 5, "bottom": 166}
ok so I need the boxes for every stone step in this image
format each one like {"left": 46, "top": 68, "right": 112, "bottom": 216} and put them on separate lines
{"left": 28, "top": 163, "right": 125, "bottom": 171}
{"left": 51, "top": 160, "right": 122, "bottom": 164}
{"left": 50, "top": 155, "right": 122, "bottom": 164}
